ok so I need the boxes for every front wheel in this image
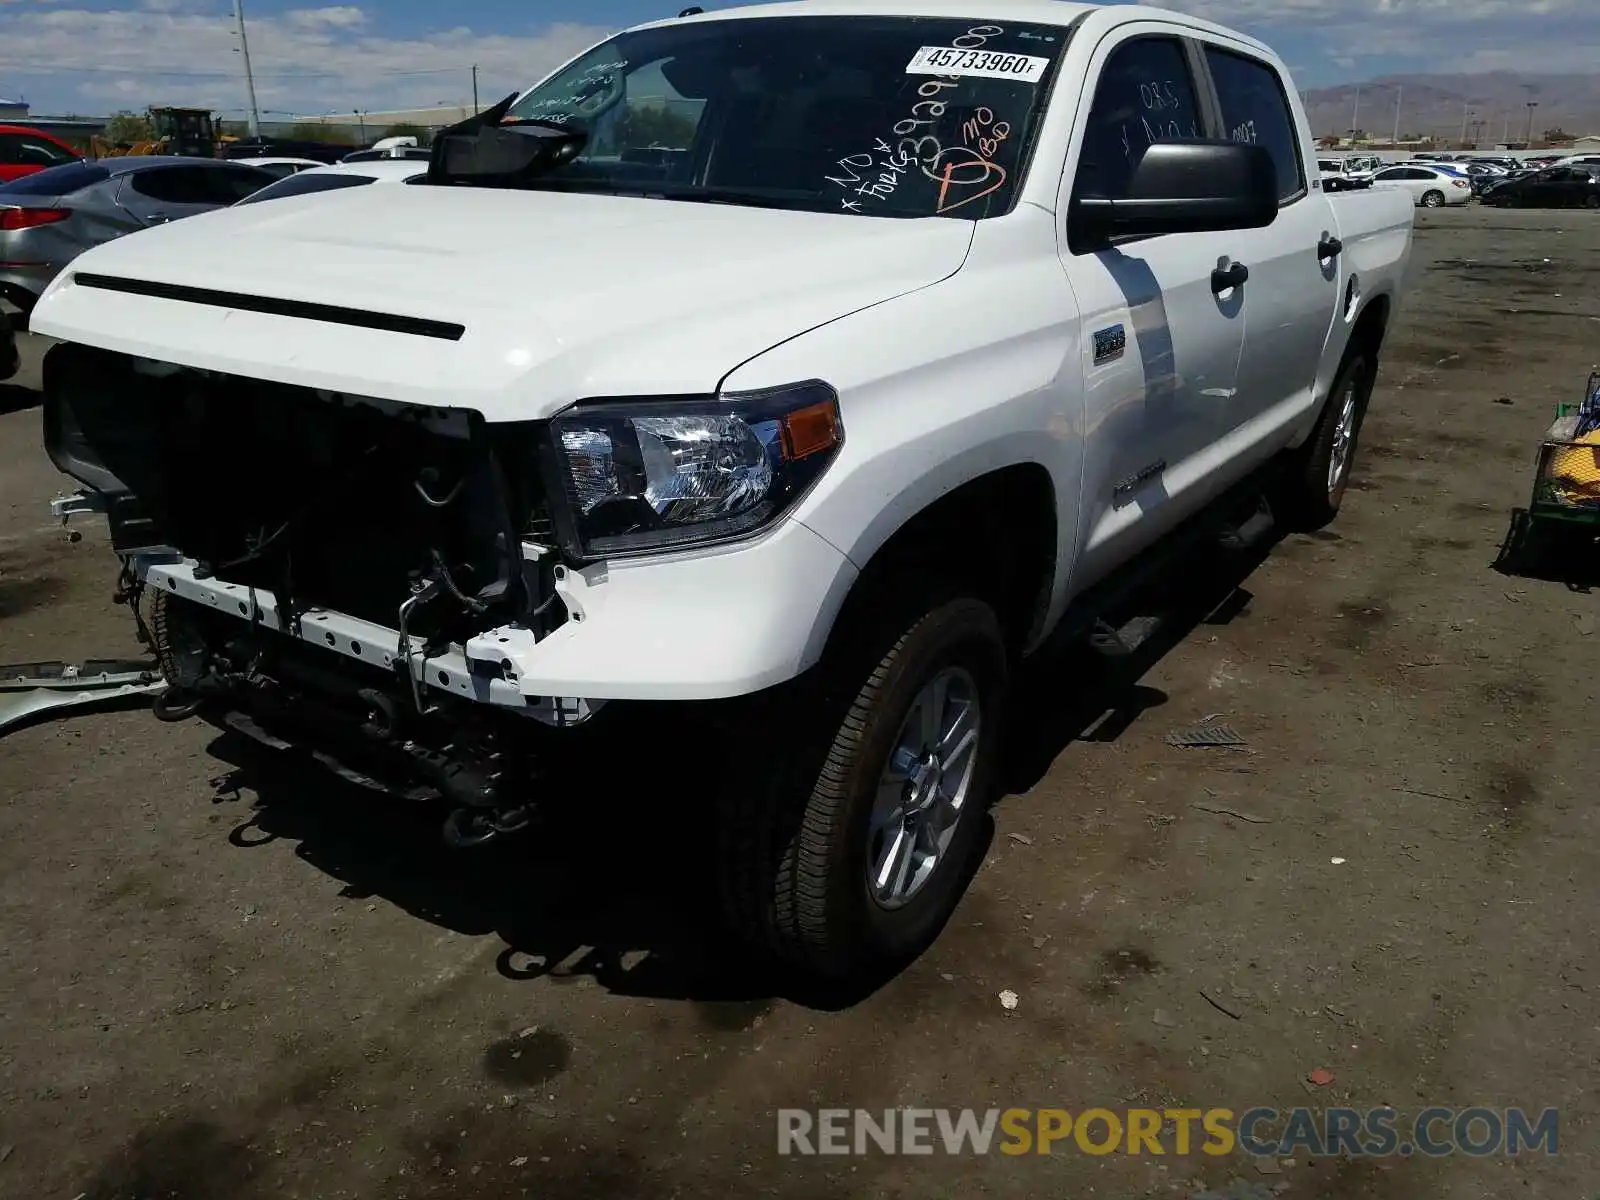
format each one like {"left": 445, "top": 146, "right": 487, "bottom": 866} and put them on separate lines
{"left": 718, "top": 595, "right": 1007, "bottom": 979}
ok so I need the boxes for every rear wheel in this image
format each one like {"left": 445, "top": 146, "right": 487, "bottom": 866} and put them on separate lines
{"left": 1586, "top": 194, "right": 1600, "bottom": 210}
{"left": 718, "top": 594, "right": 1007, "bottom": 980}
{"left": 1421, "top": 190, "right": 1445, "bottom": 208}
{"left": 1274, "top": 347, "right": 1375, "bottom": 531}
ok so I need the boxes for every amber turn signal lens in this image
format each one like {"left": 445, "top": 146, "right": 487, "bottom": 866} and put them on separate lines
{"left": 781, "top": 400, "right": 841, "bottom": 460}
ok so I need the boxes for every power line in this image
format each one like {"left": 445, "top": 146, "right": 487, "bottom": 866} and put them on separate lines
{"left": 0, "top": 62, "right": 470, "bottom": 79}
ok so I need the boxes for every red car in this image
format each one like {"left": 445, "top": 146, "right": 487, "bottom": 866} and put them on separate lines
{"left": 0, "top": 125, "right": 82, "bottom": 184}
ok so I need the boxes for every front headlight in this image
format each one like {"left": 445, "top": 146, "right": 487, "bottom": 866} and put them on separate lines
{"left": 546, "top": 380, "right": 844, "bottom": 558}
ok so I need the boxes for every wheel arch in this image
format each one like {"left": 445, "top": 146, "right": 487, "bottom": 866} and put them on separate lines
{"left": 814, "top": 463, "right": 1059, "bottom": 667}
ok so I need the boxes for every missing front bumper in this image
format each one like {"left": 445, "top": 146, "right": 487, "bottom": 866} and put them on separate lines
{"left": 137, "top": 556, "right": 602, "bottom": 727}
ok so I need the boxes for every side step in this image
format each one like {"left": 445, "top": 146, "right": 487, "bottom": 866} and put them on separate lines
{"left": 1089, "top": 615, "right": 1163, "bottom": 658}
{"left": 1085, "top": 494, "right": 1276, "bottom": 660}
{"left": 1216, "top": 495, "right": 1276, "bottom": 552}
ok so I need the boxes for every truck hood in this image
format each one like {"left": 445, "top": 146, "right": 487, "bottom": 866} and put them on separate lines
{"left": 30, "top": 185, "right": 975, "bottom": 421}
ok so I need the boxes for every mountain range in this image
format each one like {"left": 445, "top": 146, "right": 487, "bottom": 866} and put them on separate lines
{"left": 1300, "top": 72, "right": 1600, "bottom": 144}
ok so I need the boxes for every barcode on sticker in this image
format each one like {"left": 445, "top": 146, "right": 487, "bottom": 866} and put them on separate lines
{"left": 905, "top": 46, "right": 1050, "bottom": 83}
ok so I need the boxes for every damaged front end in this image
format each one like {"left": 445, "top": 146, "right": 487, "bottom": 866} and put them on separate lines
{"left": 44, "top": 342, "right": 595, "bottom": 845}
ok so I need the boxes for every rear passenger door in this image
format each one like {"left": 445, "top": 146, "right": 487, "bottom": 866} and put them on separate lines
{"left": 1196, "top": 39, "right": 1342, "bottom": 479}
{"left": 1057, "top": 29, "right": 1248, "bottom": 586}
{"left": 116, "top": 166, "right": 224, "bottom": 225}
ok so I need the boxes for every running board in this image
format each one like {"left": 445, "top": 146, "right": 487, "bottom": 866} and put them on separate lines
{"left": 1217, "top": 495, "right": 1276, "bottom": 551}
{"left": 1089, "top": 615, "right": 1163, "bottom": 658}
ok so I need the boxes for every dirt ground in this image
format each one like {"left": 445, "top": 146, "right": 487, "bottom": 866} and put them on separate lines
{"left": 2, "top": 204, "right": 1598, "bottom": 1200}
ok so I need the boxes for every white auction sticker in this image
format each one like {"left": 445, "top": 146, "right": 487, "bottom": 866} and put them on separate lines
{"left": 905, "top": 45, "right": 1050, "bottom": 83}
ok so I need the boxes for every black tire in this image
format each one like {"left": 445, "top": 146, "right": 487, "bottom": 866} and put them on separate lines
{"left": 718, "top": 595, "right": 1008, "bottom": 979}
{"left": 1421, "top": 190, "right": 1445, "bottom": 208}
{"left": 1585, "top": 194, "right": 1600, "bottom": 210}
{"left": 1275, "top": 346, "right": 1376, "bottom": 531}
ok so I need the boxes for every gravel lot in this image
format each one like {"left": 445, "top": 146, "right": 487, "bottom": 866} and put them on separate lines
{"left": 2, "top": 205, "right": 1597, "bottom": 1200}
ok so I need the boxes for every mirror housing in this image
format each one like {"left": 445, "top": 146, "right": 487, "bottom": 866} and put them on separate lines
{"left": 1072, "top": 140, "right": 1280, "bottom": 248}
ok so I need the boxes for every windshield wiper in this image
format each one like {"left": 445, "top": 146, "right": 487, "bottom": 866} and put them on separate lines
{"left": 424, "top": 92, "right": 589, "bottom": 189}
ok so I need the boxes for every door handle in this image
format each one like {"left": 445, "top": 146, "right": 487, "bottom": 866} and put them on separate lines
{"left": 1318, "top": 234, "right": 1343, "bottom": 259}
{"left": 1210, "top": 261, "right": 1249, "bottom": 294}
{"left": 145, "top": 212, "right": 170, "bottom": 224}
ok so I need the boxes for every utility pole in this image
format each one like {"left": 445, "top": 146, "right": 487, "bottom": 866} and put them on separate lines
{"left": 233, "top": 0, "right": 261, "bottom": 138}
{"left": 1525, "top": 101, "right": 1538, "bottom": 146}
{"left": 1459, "top": 102, "right": 1471, "bottom": 146}
{"left": 472, "top": 64, "right": 479, "bottom": 114}
{"left": 1350, "top": 85, "right": 1360, "bottom": 140}
{"left": 1391, "top": 84, "right": 1401, "bottom": 147}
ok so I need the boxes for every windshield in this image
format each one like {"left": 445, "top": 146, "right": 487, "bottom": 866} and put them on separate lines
{"left": 501, "top": 14, "right": 1070, "bottom": 218}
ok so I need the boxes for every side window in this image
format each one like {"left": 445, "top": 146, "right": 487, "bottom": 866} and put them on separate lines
{"left": 204, "top": 167, "right": 274, "bottom": 203}
{"left": 129, "top": 167, "right": 214, "bottom": 204}
{"left": 1203, "top": 46, "right": 1304, "bottom": 202}
{"left": 1075, "top": 36, "right": 1203, "bottom": 201}
{"left": 0, "top": 134, "right": 25, "bottom": 165}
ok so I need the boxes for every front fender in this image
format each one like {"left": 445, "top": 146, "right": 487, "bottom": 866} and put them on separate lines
{"left": 723, "top": 212, "right": 1086, "bottom": 637}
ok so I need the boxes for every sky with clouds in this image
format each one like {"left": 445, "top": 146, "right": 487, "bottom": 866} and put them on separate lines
{"left": 0, "top": 0, "right": 1595, "bottom": 119}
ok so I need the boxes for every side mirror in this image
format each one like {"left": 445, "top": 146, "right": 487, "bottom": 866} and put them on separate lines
{"left": 1072, "top": 140, "right": 1279, "bottom": 247}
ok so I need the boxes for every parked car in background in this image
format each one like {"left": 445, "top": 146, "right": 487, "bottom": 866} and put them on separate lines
{"left": 1480, "top": 164, "right": 1600, "bottom": 208}
{"left": 1368, "top": 163, "right": 1473, "bottom": 207}
{"left": 36, "top": 0, "right": 1415, "bottom": 980}
{"left": 225, "top": 156, "right": 326, "bottom": 180}
{"left": 339, "top": 146, "right": 432, "bottom": 163}
{"left": 0, "top": 306, "right": 16, "bottom": 382}
{"left": 0, "top": 125, "right": 82, "bottom": 184}
{"left": 220, "top": 137, "right": 348, "bottom": 165}
{"left": 1317, "top": 158, "right": 1372, "bottom": 191}
{"left": 233, "top": 158, "right": 429, "bottom": 205}
{"left": 0, "top": 157, "right": 276, "bottom": 317}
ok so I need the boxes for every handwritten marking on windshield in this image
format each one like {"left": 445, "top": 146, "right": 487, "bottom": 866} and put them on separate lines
{"left": 961, "top": 106, "right": 1011, "bottom": 160}
{"left": 822, "top": 22, "right": 1029, "bottom": 218}
{"left": 824, "top": 138, "right": 915, "bottom": 204}
{"left": 935, "top": 149, "right": 1007, "bottom": 214}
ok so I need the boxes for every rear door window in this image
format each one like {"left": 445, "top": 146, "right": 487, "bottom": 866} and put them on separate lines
{"left": 128, "top": 167, "right": 217, "bottom": 204}
{"left": 1202, "top": 46, "right": 1304, "bottom": 202}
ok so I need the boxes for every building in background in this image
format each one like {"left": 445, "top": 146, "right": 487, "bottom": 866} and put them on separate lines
{"left": 291, "top": 105, "right": 477, "bottom": 144}
{"left": 0, "top": 96, "right": 28, "bottom": 122}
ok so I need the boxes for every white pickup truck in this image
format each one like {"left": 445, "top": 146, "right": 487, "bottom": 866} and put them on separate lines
{"left": 36, "top": 0, "right": 1413, "bottom": 980}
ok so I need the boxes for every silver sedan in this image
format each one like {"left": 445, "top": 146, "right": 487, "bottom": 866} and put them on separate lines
{"left": 0, "top": 156, "right": 276, "bottom": 321}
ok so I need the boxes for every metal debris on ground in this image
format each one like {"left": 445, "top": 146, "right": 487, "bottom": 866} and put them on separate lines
{"left": 1006, "top": 832, "right": 1034, "bottom": 846}
{"left": 1191, "top": 802, "right": 1271, "bottom": 824}
{"left": 998, "top": 989, "right": 1019, "bottom": 1011}
{"left": 0, "top": 659, "right": 164, "bottom": 736}
{"left": 1199, "top": 988, "right": 1244, "bottom": 1020}
{"left": 1165, "top": 722, "right": 1249, "bottom": 748}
